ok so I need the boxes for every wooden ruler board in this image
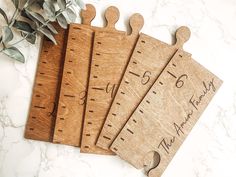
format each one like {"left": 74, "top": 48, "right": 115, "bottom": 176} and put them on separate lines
{"left": 80, "top": 7, "right": 144, "bottom": 154}
{"left": 52, "top": 4, "right": 97, "bottom": 147}
{"left": 97, "top": 27, "right": 191, "bottom": 150}
{"left": 25, "top": 23, "right": 68, "bottom": 142}
{"left": 111, "top": 49, "right": 222, "bottom": 177}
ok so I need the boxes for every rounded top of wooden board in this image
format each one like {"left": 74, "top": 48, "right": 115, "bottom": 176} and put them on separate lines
{"left": 129, "top": 13, "right": 144, "bottom": 36}
{"left": 105, "top": 6, "right": 120, "bottom": 30}
{"left": 175, "top": 26, "right": 191, "bottom": 48}
{"left": 81, "top": 4, "right": 96, "bottom": 25}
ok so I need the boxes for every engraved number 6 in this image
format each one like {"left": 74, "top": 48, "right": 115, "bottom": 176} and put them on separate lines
{"left": 175, "top": 74, "right": 188, "bottom": 88}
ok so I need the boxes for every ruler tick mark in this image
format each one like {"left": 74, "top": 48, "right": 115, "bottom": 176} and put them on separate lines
{"left": 107, "top": 124, "right": 112, "bottom": 127}
{"left": 116, "top": 102, "right": 121, "bottom": 105}
{"left": 127, "top": 128, "right": 134, "bottom": 134}
{"left": 172, "top": 63, "right": 176, "bottom": 67}
{"left": 58, "top": 129, "right": 63, "bottom": 132}
{"left": 133, "top": 119, "right": 137, "bottom": 123}
{"left": 120, "top": 137, "right": 125, "bottom": 141}
{"left": 32, "top": 116, "right": 36, "bottom": 119}
{"left": 153, "top": 91, "right": 157, "bottom": 94}
{"left": 34, "top": 106, "right": 46, "bottom": 109}
{"left": 103, "top": 136, "right": 111, "bottom": 140}
{"left": 129, "top": 71, "right": 140, "bottom": 77}
{"left": 90, "top": 98, "right": 95, "bottom": 101}
{"left": 95, "top": 64, "right": 99, "bottom": 67}
{"left": 92, "top": 87, "right": 104, "bottom": 91}
{"left": 137, "top": 51, "right": 142, "bottom": 54}
{"left": 89, "top": 110, "right": 94, "bottom": 113}
{"left": 141, "top": 40, "right": 146, "bottom": 43}
{"left": 96, "top": 53, "right": 100, "bottom": 56}
{"left": 42, "top": 61, "right": 47, "bottom": 64}
{"left": 69, "top": 60, "right": 73, "bottom": 63}
{"left": 112, "top": 113, "right": 117, "bottom": 116}
{"left": 93, "top": 76, "right": 98, "bottom": 78}
{"left": 86, "top": 134, "right": 91, "bottom": 136}
{"left": 125, "top": 81, "right": 129, "bottom": 84}
{"left": 67, "top": 71, "right": 72, "bottom": 74}
{"left": 113, "top": 147, "right": 118, "bottom": 151}
{"left": 167, "top": 71, "right": 177, "bottom": 78}
{"left": 84, "top": 146, "right": 90, "bottom": 149}
{"left": 121, "top": 91, "right": 125, "bottom": 95}
{"left": 133, "top": 61, "right": 137, "bottom": 64}
{"left": 179, "top": 54, "right": 183, "bottom": 57}
{"left": 87, "top": 122, "right": 92, "bottom": 125}
{"left": 97, "top": 42, "right": 102, "bottom": 45}
{"left": 37, "top": 83, "right": 43, "bottom": 86}
{"left": 65, "top": 83, "right": 70, "bottom": 86}
{"left": 70, "top": 49, "right": 74, "bottom": 51}
{"left": 146, "top": 100, "right": 150, "bottom": 104}
{"left": 60, "top": 118, "right": 65, "bottom": 120}
{"left": 159, "top": 82, "right": 163, "bottom": 85}
{"left": 139, "top": 109, "right": 144, "bottom": 114}
{"left": 29, "top": 128, "right": 34, "bottom": 130}
{"left": 73, "top": 27, "right": 81, "bottom": 30}
{"left": 72, "top": 37, "right": 76, "bottom": 40}
{"left": 36, "top": 95, "right": 40, "bottom": 97}
{"left": 64, "top": 94, "right": 75, "bottom": 98}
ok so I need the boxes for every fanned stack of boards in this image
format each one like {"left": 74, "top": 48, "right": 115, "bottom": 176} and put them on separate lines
{"left": 25, "top": 4, "right": 222, "bottom": 177}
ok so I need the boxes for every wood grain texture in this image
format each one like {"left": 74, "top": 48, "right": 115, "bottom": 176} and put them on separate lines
{"left": 111, "top": 49, "right": 222, "bottom": 177}
{"left": 52, "top": 4, "right": 97, "bottom": 147}
{"left": 80, "top": 7, "right": 144, "bottom": 154}
{"left": 25, "top": 23, "right": 68, "bottom": 142}
{"left": 97, "top": 27, "right": 190, "bottom": 150}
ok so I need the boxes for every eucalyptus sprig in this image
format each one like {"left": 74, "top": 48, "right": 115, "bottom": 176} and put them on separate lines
{"left": 0, "top": 0, "right": 85, "bottom": 63}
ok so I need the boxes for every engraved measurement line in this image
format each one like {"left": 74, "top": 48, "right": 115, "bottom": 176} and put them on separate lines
{"left": 129, "top": 71, "right": 140, "bottom": 77}
{"left": 64, "top": 94, "right": 75, "bottom": 98}
{"left": 127, "top": 128, "right": 134, "bottom": 134}
{"left": 167, "top": 71, "right": 177, "bottom": 78}
{"left": 103, "top": 136, "right": 111, "bottom": 140}
{"left": 92, "top": 87, "right": 104, "bottom": 91}
{"left": 34, "top": 106, "right": 46, "bottom": 109}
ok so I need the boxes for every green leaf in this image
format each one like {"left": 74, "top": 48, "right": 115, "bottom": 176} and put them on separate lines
{"left": 38, "top": 27, "right": 57, "bottom": 45}
{"left": 43, "top": 1, "right": 56, "bottom": 21}
{"left": 56, "top": 13, "right": 67, "bottom": 29}
{"left": 57, "top": 0, "right": 66, "bottom": 10}
{"left": 27, "top": 10, "right": 46, "bottom": 24}
{"left": 47, "top": 23, "right": 58, "bottom": 34}
{"left": 13, "top": 20, "right": 34, "bottom": 33}
{"left": 66, "top": 8, "right": 76, "bottom": 22}
{"left": 11, "top": 0, "right": 19, "bottom": 8}
{"left": 3, "top": 47, "right": 25, "bottom": 63}
{"left": 0, "top": 8, "right": 9, "bottom": 24}
{"left": 2, "top": 26, "right": 13, "bottom": 43}
{"left": 75, "top": 0, "right": 86, "bottom": 9}
{"left": 21, "top": 32, "right": 36, "bottom": 44}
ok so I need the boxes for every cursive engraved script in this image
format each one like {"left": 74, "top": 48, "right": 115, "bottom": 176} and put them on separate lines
{"left": 158, "top": 78, "right": 216, "bottom": 154}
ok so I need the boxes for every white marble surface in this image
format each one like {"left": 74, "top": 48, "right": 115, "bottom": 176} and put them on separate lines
{"left": 1, "top": 0, "right": 236, "bottom": 177}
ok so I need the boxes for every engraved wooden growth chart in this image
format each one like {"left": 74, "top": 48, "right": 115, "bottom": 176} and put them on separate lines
{"left": 80, "top": 7, "right": 144, "bottom": 154}
{"left": 111, "top": 49, "right": 222, "bottom": 177}
{"left": 25, "top": 24, "right": 68, "bottom": 141}
{"left": 97, "top": 27, "right": 191, "bottom": 150}
{"left": 53, "top": 4, "right": 97, "bottom": 147}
